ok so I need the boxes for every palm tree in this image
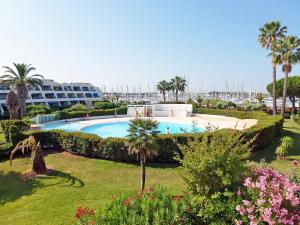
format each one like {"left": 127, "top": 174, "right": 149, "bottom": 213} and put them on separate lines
{"left": 6, "top": 90, "right": 20, "bottom": 119}
{"left": 275, "top": 36, "right": 300, "bottom": 117}
{"left": 258, "top": 21, "right": 287, "bottom": 115}
{"left": 10, "top": 135, "right": 47, "bottom": 174}
{"left": 0, "top": 63, "right": 44, "bottom": 118}
{"left": 156, "top": 80, "right": 171, "bottom": 102}
{"left": 170, "top": 76, "right": 187, "bottom": 102}
{"left": 127, "top": 118, "right": 159, "bottom": 190}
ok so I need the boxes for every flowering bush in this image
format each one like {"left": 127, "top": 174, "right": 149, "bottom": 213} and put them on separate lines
{"left": 75, "top": 207, "right": 95, "bottom": 225}
{"left": 235, "top": 166, "right": 300, "bottom": 225}
{"left": 75, "top": 186, "right": 194, "bottom": 225}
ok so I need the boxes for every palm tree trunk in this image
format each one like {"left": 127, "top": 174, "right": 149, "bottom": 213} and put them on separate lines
{"left": 272, "top": 65, "right": 277, "bottom": 115}
{"left": 289, "top": 96, "right": 296, "bottom": 115}
{"left": 140, "top": 158, "right": 145, "bottom": 190}
{"left": 31, "top": 148, "right": 47, "bottom": 174}
{"left": 15, "top": 84, "right": 28, "bottom": 118}
{"left": 175, "top": 90, "right": 178, "bottom": 102}
{"left": 281, "top": 71, "right": 289, "bottom": 118}
{"left": 163, "top": 91, "right": 166, "bottom": 102}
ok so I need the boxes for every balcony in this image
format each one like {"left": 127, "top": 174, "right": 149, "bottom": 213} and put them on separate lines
{"left": 85, "top": 93, "right": 93, "bottom": 98}
{"left": 53, "top": 86, "right": 63, "bottom": 91}
{"left": 45, "top": 93, "right": 57, "bottom": 99}
{"left": 67, "top": 93, "right": 76, "bottom": 98}
{"left": 73, "top": 86, "right": 82, "bottom": 91}
{"left": 57, "top": 93, "right": 67, "bottom": 99}
{"left": 31, "top": 93, "right": 44, "bottom": 99}
{"left": 76, "top": 93, "right": 85, "bottom": 98}
{"left": 82, "top": 87, "right": 90, "bottom": 91}
{"left": 63, "top": 86, "right": 73, "bottom": 91}
{"left": 92, "top": 93, "right": 99, "bottom": 98}
{"left": 41, "top": 85, "right": 53, "bottom": 91}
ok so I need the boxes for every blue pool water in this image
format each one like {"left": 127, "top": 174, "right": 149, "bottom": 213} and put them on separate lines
{"left": 42, "top": 121, "right": 204, "bottom": 138}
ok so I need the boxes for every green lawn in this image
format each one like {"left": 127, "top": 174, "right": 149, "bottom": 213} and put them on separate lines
{"left": 252, "top": 119, "right": 300, "bottom": 176}
{"left": 0, "top": 153, "right": 185, "bottom": 225}
{"left": 0, "top": 119, "right": 299, "bottom": 225}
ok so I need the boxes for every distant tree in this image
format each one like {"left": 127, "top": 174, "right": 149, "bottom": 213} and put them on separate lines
{"left": 0, "top": 63, "right": 44, "bottom": 118}
{"left": 6, "top": 90, "right": 20, "bottom": 119}
{"left": 10, "top": 136, "right": 47, "bottom": 174}
{"left": 170, "top": 76, "right": 187, "bottom": 102}
{"left": 274, "top": 36, "right": 300, "bottom": 117}
{"left": 156, "top": 80, "right": 171, "bottom": 102}
{"left": 255, "top": 93, "right": 264, "bottom": 104}
{"left": 196, "top": 95, "right": 204, "bottom": 107}
{"left": 258, "top": 21, "right": 287, "bottom": 115}
{"left": 267, "top": 76, "right": 300, "bottom": 114}
{"left": 127, "top": 118, "right": 159, "bottom": 190}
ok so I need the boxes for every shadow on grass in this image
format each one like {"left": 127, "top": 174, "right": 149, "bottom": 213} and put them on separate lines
{"left": 0, "top": 169, "right": 84, "bottom": 205}
{"left": 251, "top": 126, "right": 300, "bottom": 163}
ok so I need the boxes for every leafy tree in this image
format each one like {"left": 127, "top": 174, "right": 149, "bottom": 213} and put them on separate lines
{"left": 267, "top": 76, "right": 300, "bottom": 114}
{"left": 274, "top": 36, "right": 300, "bottom": 117}
{"left": 170, "top": 76, "right": 187, "bottom": 102}
{"left": 6, "top": 90, "right": 20, "bottom": 119}
{"left": 0, "top": 63, "right": 44, "bottom": 118}
{"left": 258, "top": 21, "right": 287, "bottom": 115}
{"left": 10, "top": 135, "right": 47, "bottom": 174}
{"left": 127, "top": 118, "right": 159, "bottom": 190}
{"left": 156, "top": 80, "right": 171, "bottom": 102}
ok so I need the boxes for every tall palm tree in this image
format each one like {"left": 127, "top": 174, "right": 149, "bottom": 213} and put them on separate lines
{"left": 170, "top": 76, "right": 187, "bottom": 102}
{"left": 127, "top": 118, "right": 159, "bottom": 190}
{"left": 10, "top": 135, "right": 47, "bottom": 174}
{"left": 258, "top": 21, "right": 287, "bottom": 115}
{"left": 275, "top": 36, "right": 300, "bottom": 117}
{"left": 0, "top": 63, "right": 44, "bottom": 118}
{"left": 156, "top": 80, "right": 171, "bottom": 102}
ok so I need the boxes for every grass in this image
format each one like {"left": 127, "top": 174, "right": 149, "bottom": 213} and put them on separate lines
{"left": 252, "top": 119, "right": 300, "bottom": 176}
{"left": 0, "top": 152, "right": 185, "bottom": 225}
{"left": 0, "top": 119, "right": 299, "bottom": 224}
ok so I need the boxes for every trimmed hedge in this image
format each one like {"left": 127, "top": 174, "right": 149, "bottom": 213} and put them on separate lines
{"left": 194, "top": 108, "right": 283, "bottom": 149}
{"left": 0, "top": 120, "right": 30, "bottom": 143}
{"left": 55, "top": 107, "right": 127, "bottom": 120}
{"left": 2, "top": 108, "right": 283, "bottom": 163}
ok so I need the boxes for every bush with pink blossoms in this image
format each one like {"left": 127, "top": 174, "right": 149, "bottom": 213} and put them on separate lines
{"left": 235, "top": 166, "right": 300, "bottom": 225}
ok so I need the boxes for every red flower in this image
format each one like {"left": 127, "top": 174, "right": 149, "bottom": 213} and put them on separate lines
{"left": 172, "top": 195, "right": 182, "bottom": 202}
{"left": 291, "top": 160, "right": 298, "bottom": 168}
{"left": 90, "top": 221, "right": 95, "bottom": 225}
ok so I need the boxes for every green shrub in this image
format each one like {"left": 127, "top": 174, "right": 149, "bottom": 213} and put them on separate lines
{"left": 64, "top": 103, "right": 90, "bottom": 112}
{"left": 76, "top": 186, "right": 194, "bottom": 225}
{"left": 93, "top": 101, "right": 117, "bottom": 110}
{"left": 0, "top": 120, "right": 30, "bottom": 143}
{"left": 55, "top": 107, "right": 127, "bottom": 120}
{"left": 194, "top": 108, "right": 283, "bottom": 149}
{"left": 179, "top": 132, "right": 250, "bottom": 224}
{"left": 275, "top": 136, "right": 294, "bottom": 159}
{"left": 27, "top": 104, "right": 51, "bottom": 117}
{"left": 9, "top": 125, "right": 27, "bottom": 145}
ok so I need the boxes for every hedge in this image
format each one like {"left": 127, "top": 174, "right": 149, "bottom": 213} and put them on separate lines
{"left": 55, "top": 107, "right": 127, "bottom": 120}
{"left": 194, "top": 108, "right": 283, "bottom": 149}
{"left": 0, "top": 120, "right": 30, "bottom": 143}
{"left": 1, "top": 108, "right": 283, "bottom": 163}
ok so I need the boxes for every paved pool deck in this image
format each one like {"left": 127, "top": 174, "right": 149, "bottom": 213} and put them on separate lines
{"left": 47, "top": 114, "right": 257, "bottom": 131}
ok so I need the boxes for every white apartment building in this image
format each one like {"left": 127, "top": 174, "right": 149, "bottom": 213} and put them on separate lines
{"left": 0, "top": 79, "right": 103, "bottom": 114}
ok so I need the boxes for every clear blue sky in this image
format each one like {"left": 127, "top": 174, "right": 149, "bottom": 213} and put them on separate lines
{"left": 0, "top": 0, "right": 300, "bottom": 93}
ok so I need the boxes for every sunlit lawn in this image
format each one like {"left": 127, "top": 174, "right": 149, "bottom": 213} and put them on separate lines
{"left": 252, "top": 119, "right": 300, "bottom": 176}
{"left": 0, "top": 152, "right": 184, "bottom": 225}
{"left": 0, "top": 119, "right": 299, "bottom": 224}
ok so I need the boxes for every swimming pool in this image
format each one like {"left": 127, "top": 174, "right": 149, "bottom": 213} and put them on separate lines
{"left": 42, "top": 120, "right": 204, "bottom": 138}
